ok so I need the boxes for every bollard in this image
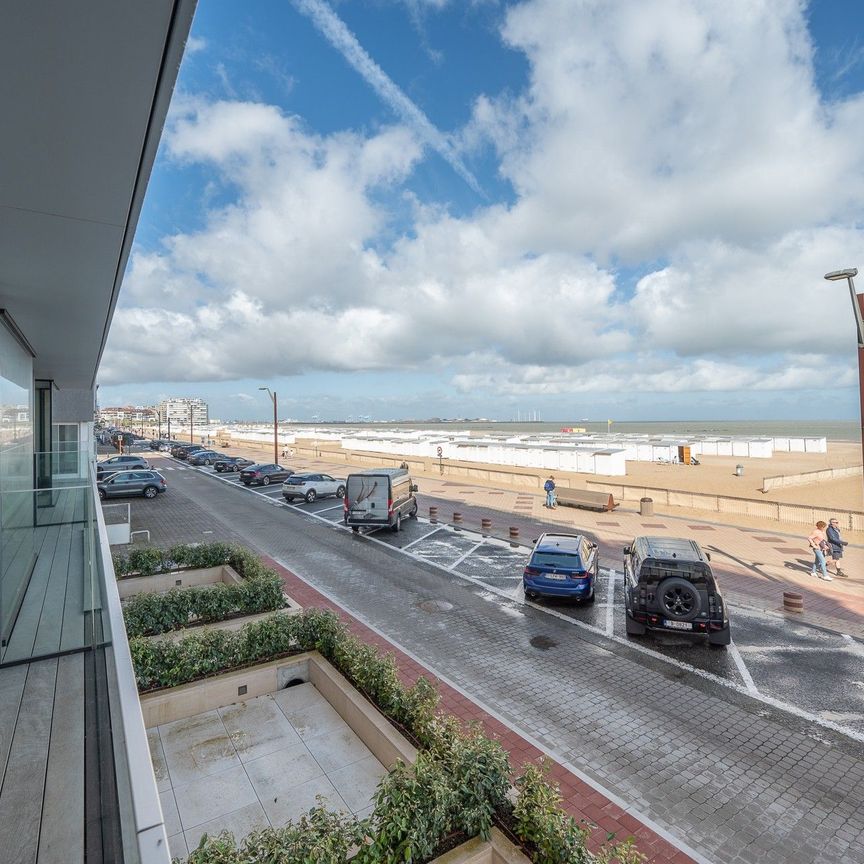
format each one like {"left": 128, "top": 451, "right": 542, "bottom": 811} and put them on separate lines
{"left": 509, "top": 526, "right": 519, "bottom": 547}
{"left": 453, "top": 512, "right": 462, "bottom": 530}
{"left": 481, "top": 517, "right": 492, "bottom": 536}
{"left": 783, "top": 591, "right": 803, "bottom": 614}
{"left": 429, "top": 506, "right": 438, "bottom": 524}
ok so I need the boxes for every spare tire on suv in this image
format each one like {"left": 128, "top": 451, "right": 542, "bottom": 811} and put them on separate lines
{"left": 622, "top": 537, "right": 730, "bottom": 647}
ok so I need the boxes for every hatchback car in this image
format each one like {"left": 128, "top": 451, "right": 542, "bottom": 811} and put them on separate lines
{"left": 523, "top": 533, "right": 598, "bottom": 602}
{"left": 282, "top": 473, "right": 346, "bottom": 503}
{"left": 96, "top": 455, "right": 150, "bottom": 479}
{"left": 98, "top": 470, "right": 166, "bottom": 500}
{"left": 239, "top": 463, "right": 293, "bottom": 486}
{"left": 187, "top": 450, "right": 226, "bottom": 466}
{"left": 214, "top": 456, "right": 255, "bottom": 473}
{"left": 623, "top": 536, "right": 730, "bottom": 647}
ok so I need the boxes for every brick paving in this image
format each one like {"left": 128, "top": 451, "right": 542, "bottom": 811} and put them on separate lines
{"left": 117, "top": 461, "right": 864, "bottom": 864}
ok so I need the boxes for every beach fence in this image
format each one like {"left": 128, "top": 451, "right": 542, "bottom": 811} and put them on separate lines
{"left": 586, "top": 480, "right": 864, "bottom": 530}
{"left": 761, "top": 465, "right": 862, "bottom": 493}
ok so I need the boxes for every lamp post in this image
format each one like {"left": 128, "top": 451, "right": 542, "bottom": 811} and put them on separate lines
{"left": 259, "top": 387, "right": 279, "bottom": 464}
{"left": 824, "top": 267, "right": 864, "bottom": 479}
{"left": 167, "top": 415, "right": 171, "bottom": 443}
{"left": 189, "top": 403, "right": 194, "bottom": 443}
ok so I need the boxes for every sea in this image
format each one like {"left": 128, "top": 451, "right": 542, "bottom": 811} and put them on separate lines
{"left": 277, "top": 420, "right": 861, "bottom": 442}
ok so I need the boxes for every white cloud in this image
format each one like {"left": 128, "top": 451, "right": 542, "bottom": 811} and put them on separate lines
{"left": 106, "top": 0, "right": 864, "bottom": 407}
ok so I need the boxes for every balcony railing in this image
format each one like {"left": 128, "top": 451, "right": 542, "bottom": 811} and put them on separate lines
{"left": 0, "top": 459, "right": 169, "bottom": 863}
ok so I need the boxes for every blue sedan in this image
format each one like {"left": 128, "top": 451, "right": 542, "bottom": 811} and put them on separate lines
{"left": 523, "top": 533, "right": 598, "bottom": 602}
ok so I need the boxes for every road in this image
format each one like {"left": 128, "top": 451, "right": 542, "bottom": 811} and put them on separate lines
{"left": 134, "top": 455, "right": 864, "bottom": 864}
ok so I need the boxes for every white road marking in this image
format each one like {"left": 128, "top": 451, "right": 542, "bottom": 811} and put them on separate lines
{"left": 843, "top": 634, "right": 864, "bottom": 656}
{"left": 312, "top": 503, "right": 344, "bottom": 514}
{"left": 273, "top": 557, "right": 714, "bottom": 864}
{"left": 728, "top": 641, "right": 759, "bottom": 695}
{"left": 605, "top": 569, "right": 616, "bottom": 637}
{"left": 449, "top": 540, "right": 487, "bottom": 570}
{"left": 403, "top": 527, "right": 445, "bottom": 550}
{"left": 185, "top": 465, "right": 864, "bottom": 744}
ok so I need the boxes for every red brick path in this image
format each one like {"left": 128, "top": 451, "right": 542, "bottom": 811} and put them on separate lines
{"left": 263, "top": 555, "right": 694, "bottom": 864}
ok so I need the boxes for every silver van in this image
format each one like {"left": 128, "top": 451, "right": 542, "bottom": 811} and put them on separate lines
{"left": 344, "top": 468, "right": 418, "bottom": 532}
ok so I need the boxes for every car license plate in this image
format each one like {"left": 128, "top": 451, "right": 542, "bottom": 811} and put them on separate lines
{"left": 545, "top": 573, "right": 567, "bottom": 581}
{"left": 663, "top": 620, "right": 693, "bottom": 631}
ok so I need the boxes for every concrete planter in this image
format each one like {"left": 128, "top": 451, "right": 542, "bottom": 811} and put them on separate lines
{"left": 117, "top": 564, "right": 244, "bottom": 599}
{"left": 146, "top": 604, "right": 302, "bottom": 641}
{"left": 430, "top": 828, "right": 530, "bottom": 864}
{"left": 140, "top": 651, "right": 417, "bottom": 770}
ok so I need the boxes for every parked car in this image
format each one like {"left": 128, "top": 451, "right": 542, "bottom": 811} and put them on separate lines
{"left": 159, "top": 440, "right": 181, "bottom": 452}
{"left": 148, "top": 439, "right": 163, "bottom": 450}
{"left": 214, "top": 456, "right": 255, "bottom": 473}
{"left": 172, "top": 444, "right": 206, "bottom": 459}
{"left": 239, "top": 463, "right": 294, "bottom": 486}
{"left": 343, "top": 468, "right": 418, "bottom": 532}
{"left": 282, "top": 472, "right": 346, "bottom": 503}
{"left": 97, "top": 470, "right": 167, "bottom": 500}
{"left": 623, "top": 536, "right": 730, "bottom": 647}
{"left": 96, "top": 454, "right": 150, "bottom": 479}
{"left": 187, "top": 450, "right": 226, "bottom": 466}
{"left": 522, "top": 533, "right": 597, "bottom": 602}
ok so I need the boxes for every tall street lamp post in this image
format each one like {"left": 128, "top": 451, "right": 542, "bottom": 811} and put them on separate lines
{"left": 824, "top": 267, "right": 864, "bottom": 484}
{"left": 259, "top": 387, "right": 278, "bottom": 464}
{"left": 189, "top": 404, "right": 194, "bottom": 443}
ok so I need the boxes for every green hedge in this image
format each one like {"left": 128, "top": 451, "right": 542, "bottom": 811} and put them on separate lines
{"left": 123, "top": 573, "right": 286, "bottom": 638}
{"left": 113, "top": 542, "right": 268, "bottom": 580}
{"left": 134, "top": 610, "right": 644, "bottom": 864}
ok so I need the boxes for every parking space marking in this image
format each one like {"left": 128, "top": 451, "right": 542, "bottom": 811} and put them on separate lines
{"left": 605, "top": 569, "right": 616, "bottom": 637}
{"left": 181, "top": 463, "right": 864, "bottom": 745}
{"left": 312, "top": 503, "right": 344, "bottom": 514}
{"left": 449, "top": 539, "right": 487, "bottom": 571}
{"left": 728, "top": 641, "right": 758, "bottom": 695}
{"left": 403, "top": 527, "right": 446, "bottom": 550}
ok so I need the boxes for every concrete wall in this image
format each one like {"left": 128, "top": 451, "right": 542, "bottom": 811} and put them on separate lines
{"left": 761, "top": 465, "right": 862, "bottom": 492}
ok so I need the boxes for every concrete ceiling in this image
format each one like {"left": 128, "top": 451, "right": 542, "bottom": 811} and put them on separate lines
{"left": 0, "top": 0, "right": 196, "bottom": 389}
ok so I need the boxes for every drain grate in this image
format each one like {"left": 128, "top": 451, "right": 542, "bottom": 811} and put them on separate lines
{"left": 529, "top": 635, "right": 557, "bottom": 650}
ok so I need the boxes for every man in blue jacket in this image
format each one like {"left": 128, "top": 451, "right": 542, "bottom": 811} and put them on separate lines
{"left": 544, "top": 476, "right": 556, "bottom": 508}
{"left": 826, "top": 517, "right": 848, "bottom": 577}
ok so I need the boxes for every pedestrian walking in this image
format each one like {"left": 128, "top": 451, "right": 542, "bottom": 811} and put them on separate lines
{"left": 807, "top": 520, "right": 832, "bottom": 581}
{"left": 543, "top": 475, "right": 556, "bottom": 508}
{"left": 826, "top": 517, "right": 849, "bottom": 577}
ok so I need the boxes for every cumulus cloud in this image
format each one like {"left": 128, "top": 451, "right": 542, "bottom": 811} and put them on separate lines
{"left": 105, "top": 0, "right": 864, "bottom": 405}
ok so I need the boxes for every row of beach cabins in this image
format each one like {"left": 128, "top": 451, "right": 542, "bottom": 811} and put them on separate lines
{"left": 217, "top": 427, "right": 828, "bottom": 478}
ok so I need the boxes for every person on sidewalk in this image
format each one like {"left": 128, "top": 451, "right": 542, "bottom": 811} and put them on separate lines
{"left": 807, "top": 521, "right": 832, "bottom": 581}
{"left": 826, "top": 517, "right": 849, "bottom": 577}
{"left": 543, "top": 475, "right": 557, "bottom": 508}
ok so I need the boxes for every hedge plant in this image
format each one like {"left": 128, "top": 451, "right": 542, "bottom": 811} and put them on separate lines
{"left": 138, "top": 610, "right": 644, "bottom": 864}
{"left": 112, "top": 541, "right": 268, "bottom": 580}
{"left": 123, "top": 572, "right": 286, "bottom": 637}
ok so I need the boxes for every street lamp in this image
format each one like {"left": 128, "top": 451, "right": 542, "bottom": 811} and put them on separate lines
{"left": 824, "top": 267, "right": 864, "bottom": 479}
{"left": 259, "top": 387, "right": 279, "bottom": 464}
{"left": 189, "top": 403, "right": 194, "bottom": 443}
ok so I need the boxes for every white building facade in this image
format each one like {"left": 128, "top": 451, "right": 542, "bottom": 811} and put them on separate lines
{"left": 159, "top": 397, "right": 209, "bottom": 428}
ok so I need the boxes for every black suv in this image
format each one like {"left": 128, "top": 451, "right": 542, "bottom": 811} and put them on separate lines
{"left": 623, "top": 537, "right": 730, "bottom": 647}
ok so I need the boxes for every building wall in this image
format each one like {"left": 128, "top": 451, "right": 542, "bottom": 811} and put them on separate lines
{"left": 158, "top": 398, "right": 208, "bottom": 427}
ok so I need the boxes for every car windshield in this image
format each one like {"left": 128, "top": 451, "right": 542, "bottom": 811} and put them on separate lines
{"left": 530, "top": 552, "right": 583, "bottom": 569}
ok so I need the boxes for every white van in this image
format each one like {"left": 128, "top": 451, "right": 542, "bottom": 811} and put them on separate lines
{"left": 344, "top": 468, "right": 418, "bottom": 532}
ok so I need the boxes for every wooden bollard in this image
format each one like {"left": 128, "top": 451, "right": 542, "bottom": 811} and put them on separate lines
{"left": 453, "top": 512, "right": 462, "bottom": 530}
{"left": 481, "top": 517, "right": 492, "bottom": 536}
{"left": 509, "top": 526, "right": 519, "bottom": 547}
{"left": 429, "top": 506, "right": 438, "bottom": 524}
{"left": 783, "top": 591, "right": 803, "bottom": 614}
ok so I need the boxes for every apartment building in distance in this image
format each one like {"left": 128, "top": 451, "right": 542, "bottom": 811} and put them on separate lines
{"left": 99, "top": 405, "right": 158, "bottom": 427}
{"left": 158, "top": 396, "right": 209, "bottom": 428}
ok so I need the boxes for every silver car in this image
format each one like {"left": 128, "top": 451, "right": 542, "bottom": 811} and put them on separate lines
{"left": 281, "top": 472, "right": 346, "bottom": 503}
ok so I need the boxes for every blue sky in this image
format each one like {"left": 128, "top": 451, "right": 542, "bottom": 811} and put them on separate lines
{"left": 100, "top": 0, "right": 864, "bottom": 423}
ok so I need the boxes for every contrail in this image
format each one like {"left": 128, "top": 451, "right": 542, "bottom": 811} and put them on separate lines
{"left": 292, "top": 0, "right": 484, "bottom": 197}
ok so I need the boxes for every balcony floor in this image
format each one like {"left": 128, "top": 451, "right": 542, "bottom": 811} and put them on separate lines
{"left": 0, "top": 654, "right": 85, "bottom": 864}
{"left": 2, "top": 519, "right": 88, "bottom": 666}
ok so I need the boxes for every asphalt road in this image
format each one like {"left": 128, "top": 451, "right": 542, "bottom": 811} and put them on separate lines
{"left": 134, "top": 455, "right": 864, "bottom": 864}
